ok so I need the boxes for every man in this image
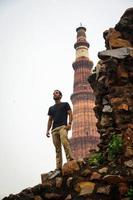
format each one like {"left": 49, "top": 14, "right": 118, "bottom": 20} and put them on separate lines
{"left": 46, "top": 90, "right": 73, "bottom": 176}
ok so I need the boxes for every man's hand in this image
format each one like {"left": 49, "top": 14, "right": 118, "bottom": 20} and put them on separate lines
{"left": 46, "top": 132, "right": 50, "bottom": 138}
{"left": 65, "top": 124, "right": 71, "bottom": 131}
{"left": 46, "top": 116, "right": 52, "bottom": 138}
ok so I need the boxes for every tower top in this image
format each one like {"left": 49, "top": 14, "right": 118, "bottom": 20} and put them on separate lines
{"left": 74, "top": 25, "right": 89, "bottom": 49}
{"left": 76, "top": 25, "right": 86, "bottom": 32}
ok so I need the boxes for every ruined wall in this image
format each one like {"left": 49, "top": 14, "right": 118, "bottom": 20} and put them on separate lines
{"left": 89, "top": 7, "right": 133, "bottom": 165}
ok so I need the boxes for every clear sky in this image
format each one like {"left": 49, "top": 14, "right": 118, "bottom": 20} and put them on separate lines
{"left": 0, "top": 0, "right": 132, "bottom": 198}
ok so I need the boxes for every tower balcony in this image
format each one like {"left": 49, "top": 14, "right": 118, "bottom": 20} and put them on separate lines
{"left": 72, "top": 59, "right": 93, "bottom": 70}
{"left": 74, "top": 41, "right": 90, "bottom": 49}
{"left": 71, "top": 91, "right": 95, "bottom": 103}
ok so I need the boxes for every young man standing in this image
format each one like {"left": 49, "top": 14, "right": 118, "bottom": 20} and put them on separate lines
{"left": 46, "top": 90, "right": 73, "bottom": 176}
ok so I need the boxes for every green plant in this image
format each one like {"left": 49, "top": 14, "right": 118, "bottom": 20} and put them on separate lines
{"left": 108, "top": 134, "right": 123, "bottom": 160}
{"left": 88, "top": 152, "right": 104, "bottom": 166}
{"left": 127, "top": 187, "right": 133, "bottom": 199}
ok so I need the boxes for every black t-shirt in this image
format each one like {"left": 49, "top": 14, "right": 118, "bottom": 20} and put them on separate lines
{"left": 48, "top": 102, "right": 71, "bottom": 130}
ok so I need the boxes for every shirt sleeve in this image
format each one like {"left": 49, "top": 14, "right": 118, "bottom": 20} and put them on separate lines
{"left": 65, "top": 102, "right": 71, "bottom": 111}
{"left": 48, "top": 107, "right": 52, "bottom": 116}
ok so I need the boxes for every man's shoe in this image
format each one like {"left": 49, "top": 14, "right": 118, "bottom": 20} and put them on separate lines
{"left": 68, "top": 158, "right": 74, "bottom": 161}
{"left": 49, "top": 169, "right": 61, "bottom": 179}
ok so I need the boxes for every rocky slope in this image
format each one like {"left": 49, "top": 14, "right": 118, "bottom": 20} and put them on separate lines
{"left": 2, "top": 7, "right": 133, "bottom": 200}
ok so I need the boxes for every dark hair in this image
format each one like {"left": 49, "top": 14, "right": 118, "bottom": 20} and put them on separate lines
{"left": 54, "top": 90, "right": 62, "bottom": 97}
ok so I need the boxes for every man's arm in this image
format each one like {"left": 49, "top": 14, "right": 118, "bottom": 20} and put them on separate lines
{"left": 46, "top": 116, "right": 53, "bottom": 137}
{"left": 66, "top": 109, "right": 73, "bottom": 130}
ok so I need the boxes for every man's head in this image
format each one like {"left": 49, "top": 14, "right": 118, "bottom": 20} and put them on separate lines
{"left": 53, "top": 90, "right": 62, "bottom": 101}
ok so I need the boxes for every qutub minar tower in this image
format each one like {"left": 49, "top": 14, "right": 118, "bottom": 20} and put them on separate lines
{"left": 70, "top": 25, "right": 99, "bottom": 159}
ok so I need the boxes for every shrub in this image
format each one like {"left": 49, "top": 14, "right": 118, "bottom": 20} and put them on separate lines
{"left": 88, "top": 152, "right": 104, "bottom": 166}
{"left": 127, "top": 187, "right": 133, "bottom": 199}
{"left": 108, "top": 134, "right": 123, "bottom": 160}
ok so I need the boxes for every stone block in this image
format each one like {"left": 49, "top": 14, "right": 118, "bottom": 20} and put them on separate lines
{"left": 62, "top": 160, "right": 80, "bottom": 175}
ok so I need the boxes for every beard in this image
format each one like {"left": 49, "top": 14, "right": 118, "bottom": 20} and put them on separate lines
{"left": 53, "top": 96, "right": 60, "bottom": 100}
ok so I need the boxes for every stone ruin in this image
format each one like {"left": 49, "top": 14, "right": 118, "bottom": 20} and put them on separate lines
{"left": 2, "top": 7, "right": 133, "bottom": 200}
{"left": 89, "top": 7, "right": 133, "bottom": 171}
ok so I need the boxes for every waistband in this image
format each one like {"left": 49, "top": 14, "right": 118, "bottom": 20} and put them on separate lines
{"left": 51, "top": 125, "right": 66, "bottom": 133}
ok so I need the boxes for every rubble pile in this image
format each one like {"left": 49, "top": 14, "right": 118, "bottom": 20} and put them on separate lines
{"left": 2, "top": 8, "right": 133, "bottom": 200}
{"left": 2, "top": 158, "right": 133, "bottom": 200}
{"left": 2, "top": 159, "right": 110, "bottom": 200}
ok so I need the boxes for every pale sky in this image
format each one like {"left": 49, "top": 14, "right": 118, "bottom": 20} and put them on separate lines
{"left": 0, "top": 0, "right": 132, "bottom": 198}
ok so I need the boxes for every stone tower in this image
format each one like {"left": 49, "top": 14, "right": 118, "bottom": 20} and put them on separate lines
{"left": 70, "top": 26, "right": 99, "bottom": 159}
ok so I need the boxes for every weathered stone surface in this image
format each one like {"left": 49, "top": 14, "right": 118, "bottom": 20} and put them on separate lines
{"left": 128, "top": 124, "right": 133, "bottom": 129}
{"left": 80, "top": 168, "right": 92, "bottom": 177}
{"left": 103, "top": 28, "right": 132, "bottom": 49}
{"left": 62, "top": 160, "right": 80, "bottom": 175}
{"left": 124, "top": 146, "right": 133, "bottom": 157}
{"left": 66, "top": 177, "right": 73, "bottom": 187}
{"left": 44, "top": 193, "right": 61, "bottom": 199}
{"left": 77, "top": 158, "right": 86, "bottom": 167}
{"left": 98, "top": 47, "right": 133, "bottom": 59}
{"left": 109, "top": 37, "right": 131, "bottom": 48}
{"left": 117, "top": 65, "right": 128, "bottom": 78}
{"left": 97, "top": 185, "right": 111, "bottom": 195}
{"left": 110, "top": 97, "right": 121, "bottom": 105}
{"left": 90, "top": 172, "right": 101, "bottom": 180}
{"left": 124, "top": 160, "right": 133, "bottom": 168}
{"left": 41, "top": 179, "right": 53, "bottom": 188}
{"left": 100, "top": 115, "right": 113, "bottom": 127}
{"left": 31, "top": 184, "right": 43, "bottom": 194}
{"left": 34, "top": 195, "right": 43, "bottom": 200}
{"left": 117, "top": 103, "right": 129, "bottom": 110}
{"left": 102, "top": 105, "right": 113, "bottom": 113}
{"left": 118, "top": 182, "right": 128, "bottom": 195}
{"left": 98, "top": 167, "right": 108, "bottom": 174}
{"left": 102, "top": 98, "right": 109, "bottom": 105}
{"left": 41, "top": 172, "right": 52, "bottom": 183}
{"left": 115, "top": 7, "right": 133, "bottom": 43}
{"left": 130, "top": 169, "right": 133, "bottom": 175}
{"left": 75, "top": 182, "right": 95, "bottom": 196}
{"left": 64, "top": 194, "right": 72, "bottom": 200}
{"left": 103, "top": 175, "right": 125, "bottom": 184}
{"left": 55, "top": 177, "right": 62, "bottom": 188}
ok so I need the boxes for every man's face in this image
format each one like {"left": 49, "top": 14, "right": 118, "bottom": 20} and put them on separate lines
{"left": 53, "top": 90, "right": 61, "bottom": 100}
